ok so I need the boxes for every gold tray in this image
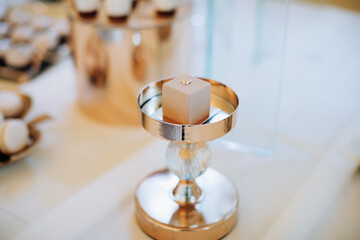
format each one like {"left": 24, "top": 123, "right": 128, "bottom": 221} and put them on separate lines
{"left": 137, "top": 77, "right": 239, "bottom": 143}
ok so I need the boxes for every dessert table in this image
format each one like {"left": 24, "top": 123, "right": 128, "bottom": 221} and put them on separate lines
{"left": 0, "top": 1, "right": 360, "bottom": 240}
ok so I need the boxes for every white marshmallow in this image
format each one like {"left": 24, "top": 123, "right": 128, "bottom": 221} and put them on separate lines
{"left": 74, "top": 0, "right": 100, "bottom": 13}
{"left": 31, "top": 15, "right": 52, "bottom": 31}
{"left": 11, "top": 25, "right": 34, "bottom": 43}
{"left": 7, "top": 9, "right": 30, "bottom": 26}
{"left": 32, "top": 29, "right": 59, "bottom": 52}
{"left": 0, "top": 119, "right": 29, "bottom": 154}
{"left": 104, "top": 0, "right": 132, "bottom": 17}
{"left": 0, "top": 90, "right": 23, "bottom": 118}
{"left": 53, "top": 19, "right": 70, "bottom": 38}
{"left": 153, "top": 0, "right": 178, "bottom": 12}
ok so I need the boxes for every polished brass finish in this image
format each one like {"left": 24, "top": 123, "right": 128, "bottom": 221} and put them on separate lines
{"left": 70, "top": 1, "right": 192, "bottom": 125}
{"left": 137, "top": 78, "right": 239, "bottom": 143}
{"left": 135, "top": 78, "right": 239, "bottom": 239}
{"left": 85, "top": 31, "right": 108, "bottom": 87}
{"left": 135, "top": 168, "right": 238, "bottom": 240}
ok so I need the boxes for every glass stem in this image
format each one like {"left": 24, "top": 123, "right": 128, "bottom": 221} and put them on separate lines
{"left": 166, "top": 142, "right": 210, "bottom": 206}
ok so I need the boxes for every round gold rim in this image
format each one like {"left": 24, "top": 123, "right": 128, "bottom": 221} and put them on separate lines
{"left": 135, "top": 198, "right": 238, "bottom": 240}
{"left": 137, "top": 77, "right": 239, "bottom": 143}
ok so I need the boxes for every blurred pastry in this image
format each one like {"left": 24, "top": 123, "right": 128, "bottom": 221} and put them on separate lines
{"left": 53, "top": 18, "right": 70, "bottom": 41}
{"left": 11, "top": 25, "right": 34, "bottom": 43}
{"left": 5, "top": 44, "right": 34, "bottom": 70}
{"left": 0, "top": 90, "right": 23, "bottom": 118}
{"left": 0, "top": 119, "right": 29, "bottom": 154}
{"left": 0, "top": 5, "right": 70, "bottom": 82}
{"left": 0, "top": 38, "right": 10, "bottom": 59}
{"left": 0, "top": 22, "right": 9, "bottom": 38}
{"left": 153, "top": 0, "right": 178, "bottom": 16}
{"left": 7, "top": 9, "right": 30, "bottom": 26}
{"left": 31, "top": 15, "right": 52, "bottom": 32}
{"left": 104, "top": 0, "right": 132, "bottom": 22}
{"left": 32, "top": 29, "right": 59, "bottom": 52}
{"left": 73, "top": 0, "right": 100, "bottom": 18}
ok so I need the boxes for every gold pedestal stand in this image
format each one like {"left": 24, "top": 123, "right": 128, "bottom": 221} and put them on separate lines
{"left": 68, "top": 0, "right": 192, "bottom": 125}
{"left": 136, "top": 78, "right": 239, "bottom": 240}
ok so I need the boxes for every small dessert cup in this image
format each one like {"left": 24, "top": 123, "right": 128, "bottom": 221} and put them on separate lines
{"left": 104, "top": 0, "right": 132, "bottom": 22}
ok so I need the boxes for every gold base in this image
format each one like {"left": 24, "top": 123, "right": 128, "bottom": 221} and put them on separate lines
{"left": 135, "top": 168, "right": 238, "bottom": 240}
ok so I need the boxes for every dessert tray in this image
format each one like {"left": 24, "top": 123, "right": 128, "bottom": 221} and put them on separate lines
{"left": 0, "top": 88, "right": 51, "bottom": 166}
{"left": 0, "top": 3, "right": 70, "bottom": 83}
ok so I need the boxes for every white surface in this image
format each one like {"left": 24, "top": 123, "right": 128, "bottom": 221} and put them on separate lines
{"left": 0, "top": 59, "right": 154, "bottom": 239}
{"left": 11, "top": 140, "right": 317, "bottom": 240}
{"left": 11, "top": 133, "right": 360, "bottom": 240}
{"left": 0, "top": 209, "right": 27, "bottom": 240}
{"left": 263, "top": 117, "right": 360, "bottom": 240}
{"left": 0, "top": 1, "right": 359, "bottom": 240}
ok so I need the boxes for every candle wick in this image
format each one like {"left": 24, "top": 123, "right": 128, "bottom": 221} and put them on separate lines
{"left": 181, "top": 78, "right": 192, "bottom": 85}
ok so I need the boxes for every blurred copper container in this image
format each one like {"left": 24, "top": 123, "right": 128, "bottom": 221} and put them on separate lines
{"left": 69, "top": 1, "right": 192, "bottom": 125}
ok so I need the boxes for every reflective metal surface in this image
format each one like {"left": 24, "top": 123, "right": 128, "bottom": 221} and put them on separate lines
{"left": 71, "top": 5, "right": 192, "bottom": 125}
{"left": 135, "top": 78, "right": 239, "bottom": 239}
{"left": 135, "top": 168, "right": 238, "bottom": 240}
{"left": 137, "top": 77, "right": 239, "bottom": 142}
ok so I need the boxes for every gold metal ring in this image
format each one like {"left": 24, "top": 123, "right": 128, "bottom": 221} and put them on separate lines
{"left": 137, "top": 77, "right": 239, "bottom": 143}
